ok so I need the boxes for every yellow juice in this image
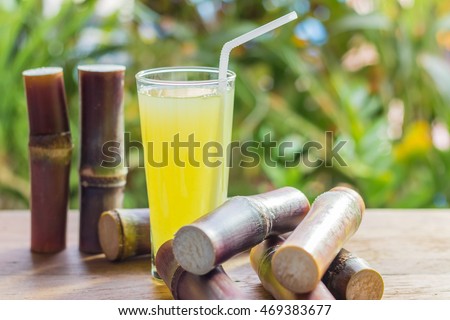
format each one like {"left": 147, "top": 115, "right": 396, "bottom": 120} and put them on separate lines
{"left": 138, "top": 86, "right": 234, "bottom": 264}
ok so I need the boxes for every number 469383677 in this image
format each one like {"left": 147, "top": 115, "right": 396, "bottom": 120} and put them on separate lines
{"left": 259, "top": 304, "right": 331, "bottom": 316}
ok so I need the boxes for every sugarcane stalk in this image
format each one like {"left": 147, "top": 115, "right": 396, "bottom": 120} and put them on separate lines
{"left": 156, "top": 240, "right": 246, "bottom": 300}
{"left": 78, "top": 65, "right": 128, "bottom": 253}
{"left": 98, "top": 208, "right": 150, "bottom": 261}
{"left": 272, "top": 187, "right": 365, "bottom": 293}
{"left": 173, "top": 187, "right": 310, "bottom": 275}
{"left": 23, "top": 67, "right": 73, "bottom": 253}
{"left": 323, "top": 249, "right": 384, "bottom": 300}
{"left": 250, "top": 236, "right": 335, "bottom": 300}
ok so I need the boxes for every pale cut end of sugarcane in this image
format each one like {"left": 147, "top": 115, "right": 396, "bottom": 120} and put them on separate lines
{"left": 98, "top": 211, "right": 123, "bottom": 261}
{"left": 22, "top": 67, "right": 63, "bottom": 76}
{"left": 272, "top": 245, "right": 320, "bottom": 293}
{"left": 346, "top": 269, "right": 384, "bottom": 300}
{"left": 173, "top": 226, "right": 215, "bottom": 275}
{"left": 77, "top": 64, "right": 126, "bottom": 72}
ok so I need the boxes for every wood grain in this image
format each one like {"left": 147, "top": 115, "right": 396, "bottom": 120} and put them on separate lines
{"left": 0, "top": 210, "right": 449, "bottom": 299}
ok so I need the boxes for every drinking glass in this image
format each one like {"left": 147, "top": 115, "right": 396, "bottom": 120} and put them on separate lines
{"left": 135, "top": 67, "right": 236, "bottom": 278}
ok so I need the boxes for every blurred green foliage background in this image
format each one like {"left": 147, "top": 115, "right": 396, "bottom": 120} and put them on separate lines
{"left": 2, "top": 0, "right": 450, "bottom": 209}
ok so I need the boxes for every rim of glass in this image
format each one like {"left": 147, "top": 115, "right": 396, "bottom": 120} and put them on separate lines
{"left": 135, "top": 66, "right": 236, "bottom": 86}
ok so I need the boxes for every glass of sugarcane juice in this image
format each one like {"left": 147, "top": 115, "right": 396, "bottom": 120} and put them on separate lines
{"left": 136, "top": 67, "right": 236, "bottom": 279}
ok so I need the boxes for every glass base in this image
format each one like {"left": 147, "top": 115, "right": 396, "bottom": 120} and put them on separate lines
{"left": 151, "top": 254, "right": 163, "bottom": 281}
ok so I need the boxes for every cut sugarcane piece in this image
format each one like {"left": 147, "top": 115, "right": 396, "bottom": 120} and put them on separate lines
{"left": 156, "top": 240, "right": 246, "bottom": 300}
{"left": 78, "top": 64, "right": 127, "bottom": 253}
{"left": 173, "top": 187, "right": 310, "bottom": 275}
{"left": 272, "top": 187, "right": 365, "bottom": 293}
{"left": 23, "top": 67, "right": 73, "bottom": 253}
{"left": 250, "top": 236, "right": 335, "bottom": 300}
{"left": 98, "top": 208, "right": 150, "bottom": 261}
{"left": 323, "top": 249, "right": 384, "bottom": 300}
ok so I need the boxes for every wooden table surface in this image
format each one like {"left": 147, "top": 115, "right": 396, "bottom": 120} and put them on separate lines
{"left": 0, "top": 209, "right": 449, "bottom": 300}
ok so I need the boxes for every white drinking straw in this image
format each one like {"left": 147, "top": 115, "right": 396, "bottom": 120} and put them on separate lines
{"left": 218, "top": 11, "right": 298, "bottom": 89}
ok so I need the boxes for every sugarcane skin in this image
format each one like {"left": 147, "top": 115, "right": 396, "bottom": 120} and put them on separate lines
{"left": 118, "top": 209, "right": 151, "bottom": 259}
{"left": 176, "top": 267, "right": 244, "bottom": 300}
{"left": 30, "top": 153, "right": 71, "bottom": 253}
{"left": 23, "top": 67, "right": 70, "bottom": 135}
{"left": 80, "top": 187, "right": 125, "bottom": 253}
{"left": 155, "top": 240, "right": 180, "bottom": 291}
{"left": 323, "top": 249, "right": 354, "bottom": 298}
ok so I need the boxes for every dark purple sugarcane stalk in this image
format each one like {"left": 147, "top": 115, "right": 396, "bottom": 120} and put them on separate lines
{"left": 78, "top": 65, "right": 127, "bottom": 254}
{"left": 23, "top": 67, "right": 73, "bottom": 253}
